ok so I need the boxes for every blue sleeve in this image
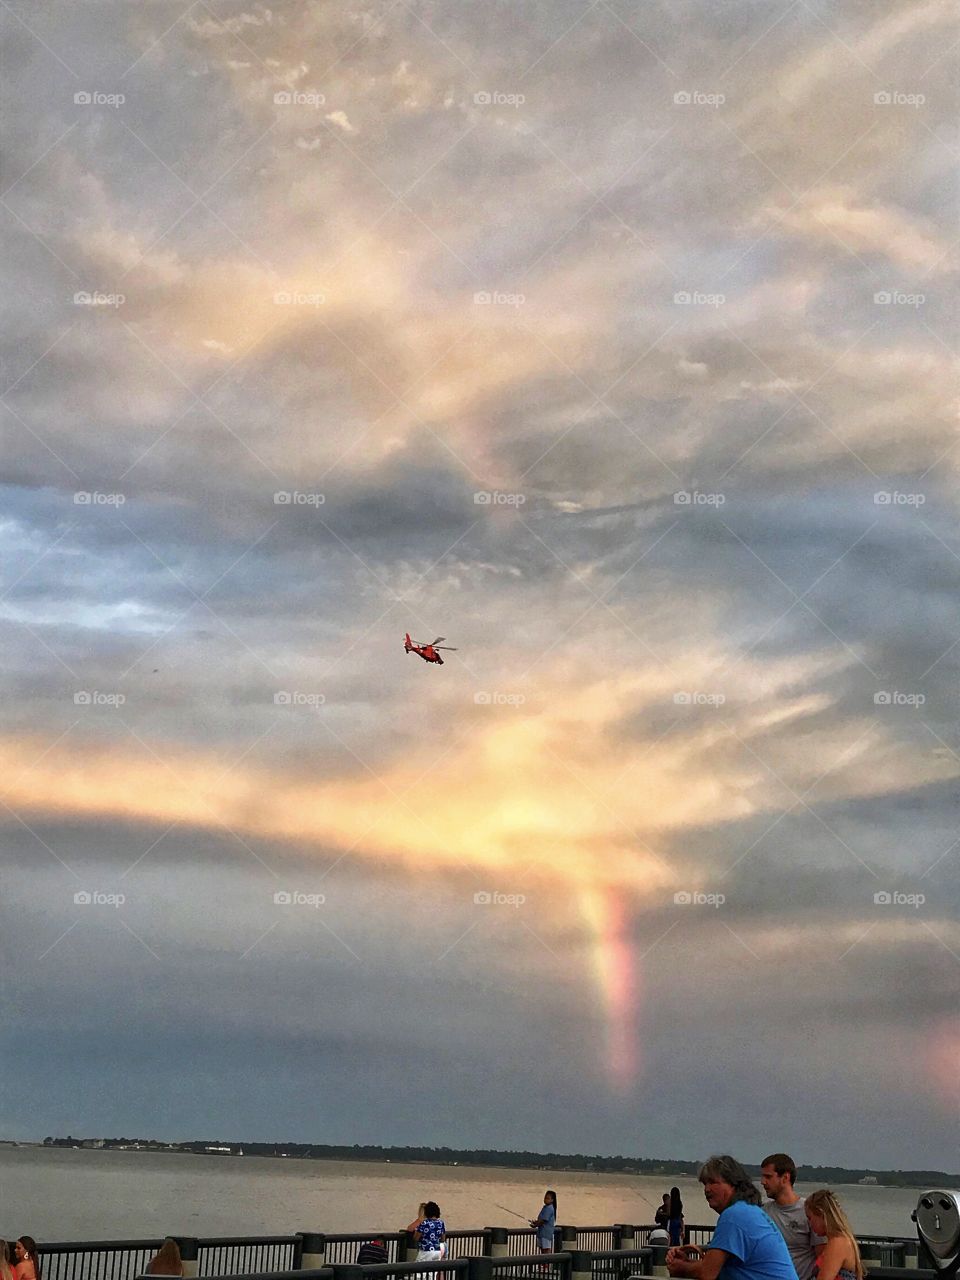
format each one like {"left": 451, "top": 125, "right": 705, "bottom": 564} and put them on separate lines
{"left": 709, "top": 1206, "right": 748, "bottom": 1263}
{"left": 544, "top": 1205, "right": 556, "bottom": 1225}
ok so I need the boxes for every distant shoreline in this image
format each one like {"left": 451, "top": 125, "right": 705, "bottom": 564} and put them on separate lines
{"left": 15, "top": 1141, "right": 959, "bottom": 1189}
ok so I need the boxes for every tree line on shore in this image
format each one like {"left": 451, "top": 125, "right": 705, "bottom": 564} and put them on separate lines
{"left": 39, "top": 1138, "right": 959, "bottom": 1189}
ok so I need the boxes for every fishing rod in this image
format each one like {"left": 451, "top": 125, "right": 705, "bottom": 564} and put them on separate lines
{"left": 494, "top": 1203, "right": 536, "bottom": 1222}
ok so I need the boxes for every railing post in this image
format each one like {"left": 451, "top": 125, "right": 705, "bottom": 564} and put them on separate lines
{"left": 559, "top": 1228, "right": 578, "bottom": 1253}
{"left": 174, "top": 1239, "right": 199, "bottom": 1280}
{"left": 649, "top": 1241, "right": 669, "bottom": 1279}
{"left": 488, "top": 1229, "right": 509, "bottom": 1260}
{"left": 298, "top": 1233, "right": 326, "bottom": 1269}
{"left": 618, "top": 1226, "right": 637, "bottom": 1252}
{"left": 331, "top": 1266, "right": 364, "bottom": 1280}
{"left": 468, "top": 1258, "right": 495, "bottom": 1280}
{"left": 400, "top": 1230, "right": 420, "bottom": 1263}
{"left": 570, "top": 1250, "right": 592, "bottom": 1280}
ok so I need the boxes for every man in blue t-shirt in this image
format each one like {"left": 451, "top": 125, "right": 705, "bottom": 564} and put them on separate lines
{"left": 667, "top": 1155, "right": 798, "bottom": 1280}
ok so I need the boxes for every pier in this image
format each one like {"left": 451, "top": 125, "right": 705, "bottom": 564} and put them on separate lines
{"left": 34, "top": 1224, "right": 934, "bottom": 1280}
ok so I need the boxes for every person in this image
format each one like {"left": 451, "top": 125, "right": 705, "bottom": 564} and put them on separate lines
{"left": 656, "top": 1195, "right": 672, "bottom": 1228}
{"left": 357, "top": 1239, "right": 389, "bottom": 1266}
{"left": 146, "top": 1241, "right": 184, "bottom": 1277}
{"left": 804, "top": 1191, "right": 864, "bottom": 1280}
{"left": 408, "top": 1202, "right": 446, "bottom": 1265}
{"left": 0, "top": 1242, "right": 16, "bottom": 1280}
{"left": 668, "top": 1187, "right": 685, "bottom": 1247}
{"left": 761, "top": 1153, "right": 825, "bottom": 1280}
{"left": 13, "top": 1240, "right": 39, "bottom": 1280}
{"left": 530, "top": 1191, "right": 558, "bottom": 1253}
{"left": 665, "top": 1155, "right": 797, "bottom": 1280}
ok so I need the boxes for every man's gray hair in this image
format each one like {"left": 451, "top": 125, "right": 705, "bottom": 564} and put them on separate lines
{"left": 697, "top": 1155, "right": 762, "bottom": 1206}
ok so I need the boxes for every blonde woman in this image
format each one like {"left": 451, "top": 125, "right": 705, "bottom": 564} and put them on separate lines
{"left": 804, "top": 1191, "right": 865, "bottom": 1280}
{"left": 1, "top": 1241, "right": 17, "bottom": 1280}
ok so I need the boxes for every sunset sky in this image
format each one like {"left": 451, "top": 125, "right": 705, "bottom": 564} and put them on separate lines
{"left": 2, "top": 0, "right": 958, "bottom": 1169}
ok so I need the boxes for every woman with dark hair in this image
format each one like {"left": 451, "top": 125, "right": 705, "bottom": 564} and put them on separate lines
{"left": 408, "top": 1201, "right": 446, "bottom": 1266}
{"left": 530, "top": 1191, "right": 558, "bottom": 1253}
{"left": 14, "top": 1239, "right": 39, "bottom": 1280}
{"left": 668, "top": 1188, "right": 685, "bottom": 1248}
{"left": 666, "top": 1156, "right": 795, "bottom": 1280}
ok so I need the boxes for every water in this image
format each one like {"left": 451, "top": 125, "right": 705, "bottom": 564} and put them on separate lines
{"left": 0, "top": 1147, "right": 924, "bottom": 1243}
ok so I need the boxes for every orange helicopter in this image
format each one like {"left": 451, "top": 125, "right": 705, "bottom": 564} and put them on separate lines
{"left": 404, "top": 633, "right": 457, "bottom": 664}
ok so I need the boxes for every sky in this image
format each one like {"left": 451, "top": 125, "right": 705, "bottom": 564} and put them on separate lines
{"left": 1, "top": 0, "right": 958, "bottom": 1172}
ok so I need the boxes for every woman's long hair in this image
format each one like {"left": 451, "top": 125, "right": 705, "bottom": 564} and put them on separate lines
{"left": 17, "top": 1239, "right": 40, "bottom": 1280}
{"left": 0, "top": 1241, "right": 16, "bottom": 1280}
{"left": 669, "top": 1188, "right": 683, "bottom": 1219}
{"left": 697, "top": 1156, "right": 762, "bottom": 1206}
{"left": 147, "top": 1241, "right": 182, "bottom": 1276}
{"left": 805, "top": 1191, "right": 864, "bottom": 1280}
{"left": 545, "top": 1190, "right": 558, "bottom": 1221}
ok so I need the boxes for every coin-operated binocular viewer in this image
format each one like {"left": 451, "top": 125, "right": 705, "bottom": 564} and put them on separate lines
{"left": 914, "top": 1191, "right": 960, "bottom": 1279}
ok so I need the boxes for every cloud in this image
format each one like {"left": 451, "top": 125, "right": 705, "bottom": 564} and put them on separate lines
{"left": 2, "top": 0, "right": 959, "bottom": 1165}
{"left": 325, "top": 110, "right": 357, "bottom": 134}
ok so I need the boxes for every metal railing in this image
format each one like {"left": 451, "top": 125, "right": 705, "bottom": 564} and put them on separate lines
{"left": 198, "top": 1240, "right": 302, "bottom": 1276}
{"left": 320, "top": 1237, "right": 406, "bottom": 1267}
{"left": 129, "top": 1253, "right": 938, "bottom": 1280}
{"left": 38, "top": 1240, "right": 166, "bottom": 1280}
{"left": 502, "top": 1232, "right": 540, "bottom": 1258}
{"left": 37, "top": 1224, "right": 925, "bottom": 1280}
{"left": 491, "top": 1254, "right": 574, "bottom": 1280}
{"left": 568, "top": 1232, "right": 616, "bottom": 1254}
{"left": 442, "top": 1235, "right": 490, "bottom": 1262}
